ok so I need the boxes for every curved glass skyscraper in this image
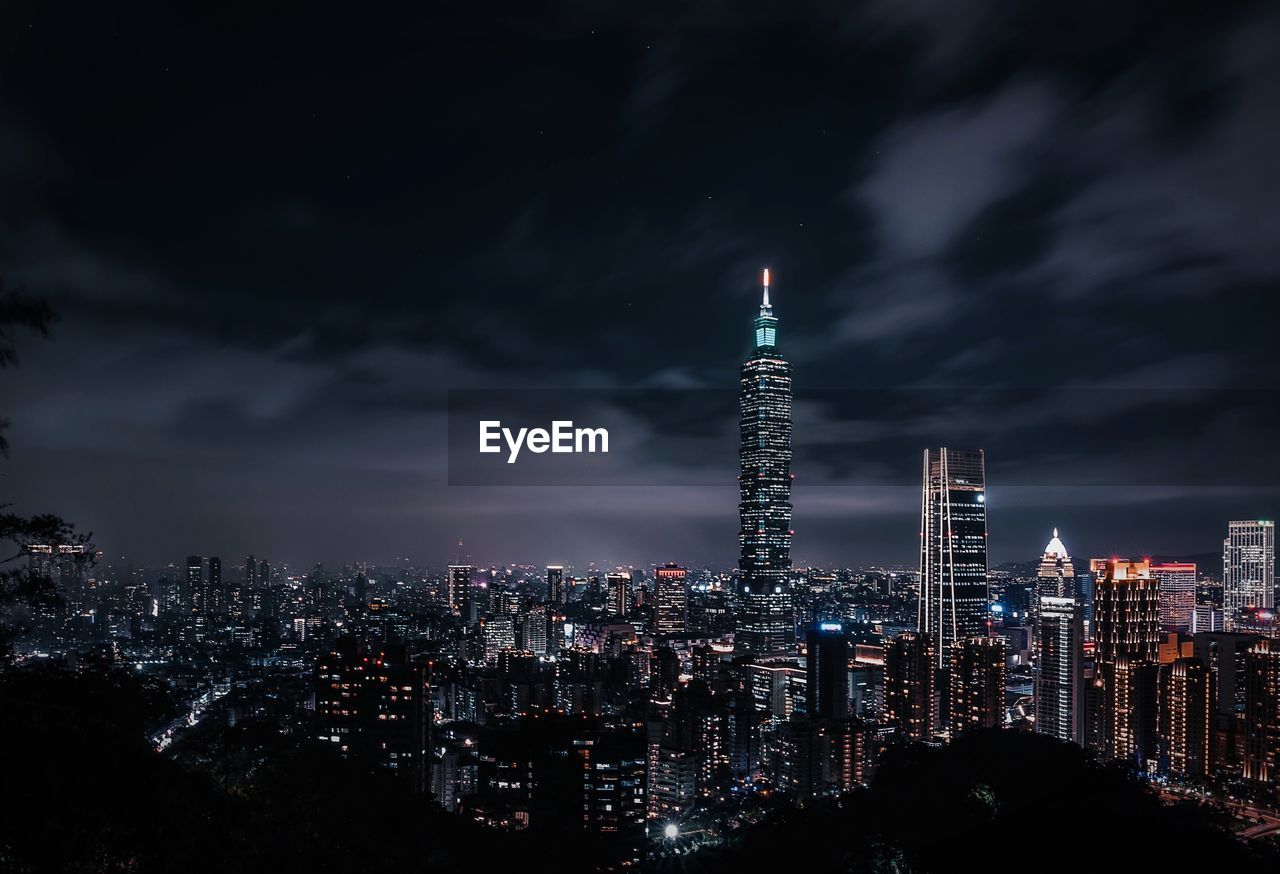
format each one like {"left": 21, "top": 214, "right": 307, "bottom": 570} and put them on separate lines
{"left": 736, "top": 269, "right": 795, "bottom": 655}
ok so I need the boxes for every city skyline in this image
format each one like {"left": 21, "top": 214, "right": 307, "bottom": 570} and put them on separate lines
{"left": 5, "top": 5, "right": 1280, "bottom": 869}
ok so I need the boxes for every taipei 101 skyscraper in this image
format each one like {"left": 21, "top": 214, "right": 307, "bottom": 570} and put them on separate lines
{"left": 736, "top": 269, "right": 796, "bottom": 655}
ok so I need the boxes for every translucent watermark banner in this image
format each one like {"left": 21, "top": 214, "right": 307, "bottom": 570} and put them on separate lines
{"left": 446, "top": 388, "right": 1280, "bottom": 486}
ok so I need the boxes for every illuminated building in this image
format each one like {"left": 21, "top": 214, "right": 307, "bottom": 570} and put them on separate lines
{"left": 949, "top": 636, "right": 1005, "bottom": 733}
{"left": 207, "top": 556, "right": 222, "bottom": 613}
{"left": 850, "top": 664, "right": 882, "bottom": 719}
{"left": 918, "top": 448, "right": 988, "bottom": 668}
{"left": 1093, "top": 560, "right": 1161, "bottom": 764}
{"left": 1231, "top": 606, "right": 1279, "bottom": 637}
{"left": 430, "top": 741, "right": 479, "bottom": 813}
{"left": 670, "top": 680, "right": 730, "bottom": 792}
{"left": 555, "top": 651, "right": 606, "bottom": 717}
{"left": 495, "top": 588, "right": 522, "bottom": 616}
{"left": 1224, "top": 520, "right": 1275, "bottom": 626}
{"left": 884, "top": 631, "right": 936, "bottom": 741}
{"left": 481, "top": 614, "right": 516, "bottom": 664}
{"left": 727, "top": 691, "right": 759, "bottom": 780}
{"left": 648, "top": 747, "right": 697, "bottom": 819}
{"left": 447, "top": 564, "right": 472, "bottom": 616}
{"left": 650, "top": 646, "right": 679, "bottom": 702}
{"left": 575, "top": 733, "right": 647, "bottom": 868}
{"left": 747, "top": 660, "right": 807, "bottom": 719}
{"left": 1037, "top": 528, "right": 1076, "bottom": 600}
{"left": 737, "top": 268, "right": 795, "bottom": 655}
{"left": 313, "top": 636, "right": 431, "bottom": 792}
{"left": 1243, "top": 638, "right": 1280, "bottom": 783}
{"left": 825, "top": 717, "right": 876, "bottom": 789}
{"left": 521, "top": 610, "right": 548, "bottom": 655}
{"left": 1035, "top": 596, "right": 1086, "bottom": 744}
{"left": 1157, "top": 657, "right": 1213, "bottom": 779}
{"left": 1190, "top": 605, "right": 1223, "bottom": 634}
{"left": 654, "top": 563, "right": 689, "bottom": 635}
{"left": 805, "top": 622, "right": 850, "bottom": 720}
{"left": 27, "top": 543, "right": 89, "bottom": 611}
{"left": 691, "top": 643, "right": 724, "bottom": 685}
{"left": 762, "top": 715, "right": 876, "bottom": 799}
{"left": 606, "top": 571, "right": 632, "bottom": 618}
{"left": 1152, "top": 562, "right": 1196, "bottom": 633}
{"left": 1194, "top": 631, "right": 1263, "bottom": 769}
{"left": 462, "top": 570, "right": 490, "bottom": 624}
{"left": 547, "top": 565, "right": 565, "bottom": 604}
{"left": 186, "top": 555, "right": 203, "bottom": 613}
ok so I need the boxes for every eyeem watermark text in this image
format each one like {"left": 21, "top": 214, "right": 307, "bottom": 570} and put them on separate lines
{"left": 479, "top": 420, "right": 609, "bottom": 463}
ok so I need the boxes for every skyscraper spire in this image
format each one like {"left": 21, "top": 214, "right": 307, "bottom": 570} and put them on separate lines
{"left": 753, "top": 268, "right": 778, "bottom": 350}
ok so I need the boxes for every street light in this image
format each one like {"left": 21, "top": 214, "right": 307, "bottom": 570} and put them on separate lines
{"left": 663, "top": 823, "right": 680, "bottom": 840}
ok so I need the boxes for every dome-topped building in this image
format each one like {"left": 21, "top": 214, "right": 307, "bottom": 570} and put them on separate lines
{"left": 1038, "top": 528, "right": 1076, "bottom": 600}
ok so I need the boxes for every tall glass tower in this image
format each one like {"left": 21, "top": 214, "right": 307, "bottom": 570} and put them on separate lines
{"left": 736, "top": 269, "right": 795, "bottom": 655}
{"left": 1224, "top": 520, "right": 1275, "bottom": 628}
{"left": 1035, "top": 595, "right": 1085, "bottom": 745}
{"left": 918, "top": 448, "right": 989, "bottom": 668}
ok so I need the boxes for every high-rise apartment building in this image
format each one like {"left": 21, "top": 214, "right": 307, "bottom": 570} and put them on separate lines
{"left": 654, "top": 563, "right": 689, "bottom": 635}
{"left": 186, "top": 555, "right": 203, "bottom": 614}
{"left": 885, "top": 631, "right": 936, "bottom": 741}
{"left": 207, "top": 556, "right": 222, "bottom": 613}
{"left": 547, "top": 565, "right": 565, "bottom": 604}
{"left": 805, "top": 623, "right": 850, "bottom": 720}
{"left": 1190, "top": 604, "right": 1223, "bottom": 635}
{"left": 648, "top": 746, "right": 697, "bottom": 820}
{"left": 1157, "top": 657, "right": 1214, "bottom": 779}
{"left": 606, "top": 571, "right": 631, "bottom": 618}
{"left": 949, "top": 636, "right": 1006, "bottom": 733}
{"left": 1093, "top": 560, "right": 1161, "bottom": 764}
{"left": 1224, "top": 520, "right": 1275, "bottom": 626}
{"left": 1152, "top": 562, "right": 1197, "bottom": 633}
{"left": 1035, "top": 595, "right": 1086, "bottom": 745}
{"left": 1194, "top": 630, "right": 1263, "bottom": 770}
{"left": 574, "top": 733, "right": 647, "bottom": 868}
{"left": 1243, "top": 638, "right": 1280, "bottom": 783}
{"left": 522, "top": 609, "right": 548, "bottom": 655}
{"left": 313, "top": 636, "right": 431, "bottom": 792}
{"left": 481, "top": 613, "right": 516, "bottom": 664}
{"left": 27, "top": 544, "right": 89, "bottom": 612}
{"left": 447, "top": 564, "right": 472, "bottom": 616}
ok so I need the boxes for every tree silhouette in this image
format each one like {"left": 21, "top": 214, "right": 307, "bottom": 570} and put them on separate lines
{"left": 692, "top": 731, "right": 1278, "bottom": 872}
{"left": 0, "top": 278, "right": 93, "bottom": 660}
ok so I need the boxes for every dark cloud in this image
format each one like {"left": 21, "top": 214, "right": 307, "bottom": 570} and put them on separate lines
{"left": 1, "top": 0, "right": 1277, "bottom": 569}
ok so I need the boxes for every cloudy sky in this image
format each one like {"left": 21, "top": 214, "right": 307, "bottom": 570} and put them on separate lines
{"left": 2, "top": 1, "right": 1278, "bottom": 570}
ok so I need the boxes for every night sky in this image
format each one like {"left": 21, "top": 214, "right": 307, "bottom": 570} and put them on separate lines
{"left": 3, "top": 2, "right": 1278, "bottom": 571}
